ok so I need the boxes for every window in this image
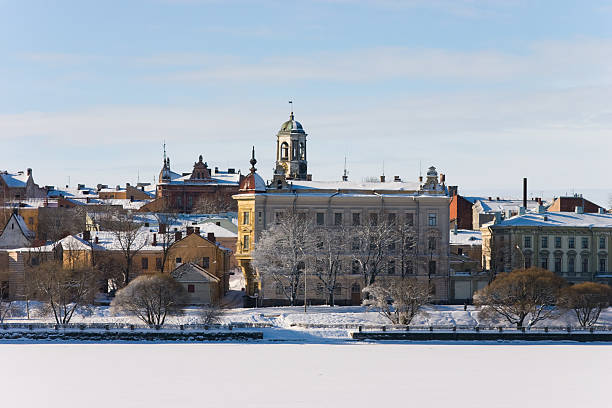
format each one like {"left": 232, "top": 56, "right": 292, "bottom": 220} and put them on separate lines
{"left": 202, "top": 257, "right": 210, "bottom": 269}
{"left": 581, "top": 257, "right": 588, "bottom": 273}
{"left": 352, "top": 260, "right": 360, "bottom": 274}
{"left": 554, "top": 257, "right": 561, "bottom": 273}
{"left": 405, "top": 213, "right": 414, "bottom": 226}
{"left": 388, "top": 242, "right": 396, "bottom": 253}
{"left": 258, "top": 211, "right": 262, "bottom": 223}
{"left": 428, "top": 260, "right": 436, "bottom": 275}
{"left": 524, "top": 236, "right": 532, "bottom": 249}
{"left": 177, "top": 196, "right": 182, "bottom": 208}
{"left": 334, "top": 213, "right": 343, "bottom": 226}
{"left": 582, "top": 237, "right": 589, "bottom": 249}
{"left": 525, "top": 256, "right": 532, "bottom": 269}
{"left": 334, "top": 283, "right": 342, "bottom": 295}
{"left": 599, "top": 258, "right": 607, "bottom": 273}
{"left": 156, "top": 258, "right": 162, "bottom": 270}
{"left": 316, "top": 212, "right": 325, "bottom": 226}
{"left": 541, "top": 236, "right": 548, "bottom": 249}
{"left": 31, "top": 256, "right": 40, "bottom": 266}
{"left": 0, "top": 281, "right": 8, "bottom": 300}
{"left": 243, "top": 211, "right": 250, "bottom": 225}
{"left": 299, "top": 142, "right": 305, "bottom": 160}
{"left": 275, "top": 212, "right": 282, "bottom": 224}
{"left": 28, "top": 217, "right": 34, "bottom": 225}
{"left": 387, "top": 260, "right": 395, "bottom": 275}
{"left": 275, "top": 283, "right": 284, "bottom": 295}
{"left": 555, "top": 237, "right": 562, "bottom": 249}
{"left": 187, "top": 284, "right": 195, "bottom": 293}
{"left": 387, "top": 213, "right": 396, "bottom": 225}
{"left": 141, "top": 257, "right": 148, "bottom": 270}
{"left": 457, "top": 248, "right": 463, "bottom": 256}
{"left": 600, "top": 236, "right": 606, "bottom": 250}
{"left": 351, "top": 238, "right": 360, "bottom": 251}
{"left": 243, "top": 235, "right": 250, "bottom": 251}
{"left": 540, "top": 256, "right": 548, "bottom": 270}
{"left": 568, "top": 256, "right": 575, "bottom": 275}
{"left": 568, "top": 237, "right": 575, "bottom": 249}
{"left": 352, "top": 212, "right": 361, "bottom": 226}
{"left": 428, "top": 237, "right": 436, "bottom": 250}
{"left": 175, "top": 257, "right": 182, "bottom": 264}
{"left": 428, "top": 213, "right": 437, "bottom": 226}
{"left": 369, "top": 213, "right": 378, "bottom": 226}
{"left": 187, "top": 195, "right": 193, "bottom": 209}
{"left": 405, "top": 262, "right": 414, "bottom": 275}
{"left": 281, "top": 142, "right": 289, "bottom": 160}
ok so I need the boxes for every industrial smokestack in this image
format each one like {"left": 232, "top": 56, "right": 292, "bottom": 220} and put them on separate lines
{"left": 523, "top": 178, "right": 527, "bottom": 209}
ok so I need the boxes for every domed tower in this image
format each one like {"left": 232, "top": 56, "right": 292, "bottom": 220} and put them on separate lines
{"left": 275, "top": 111, "right": 308, "bottom": 180}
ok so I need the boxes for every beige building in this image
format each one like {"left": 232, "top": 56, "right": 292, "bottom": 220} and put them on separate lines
{"left": 171, "top": 262, "right": 221, "bottom": 305}
{"left": 481, "top": 208, "right": 612, "bottom": 285}
{"left": 234, "top": 133, "right": 451, "bottom": 305}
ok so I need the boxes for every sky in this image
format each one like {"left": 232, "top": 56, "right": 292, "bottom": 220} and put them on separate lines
{"left": 1, "top": 0, "right": 611, "bottom": 204}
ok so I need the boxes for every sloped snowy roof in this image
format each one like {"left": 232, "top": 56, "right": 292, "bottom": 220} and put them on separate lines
{"left": 450, "top": 230, "right": 482, "bottom": 246}
{"left": 475, "top": 198, "right": 543, "bottom": 213}
{"left": 491, "top": 211, "right": 612, "bottom": 229}
{"left": 289, "top": 180, "right": 421, "bottom": 192}
{"left": 1, "top": 172, "right": 28, "bottom": 188}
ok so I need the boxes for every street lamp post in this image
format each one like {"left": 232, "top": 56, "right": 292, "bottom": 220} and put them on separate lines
{"left": 515, "top": 244, "right": 526, "bottom": 269}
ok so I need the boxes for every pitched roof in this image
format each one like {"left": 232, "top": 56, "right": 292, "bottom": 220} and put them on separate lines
{"left": 171, "top": 262, "right": 220, "bottom": 282}
{"left": 1, "top": 172, "right": 28, "bottom": 188}
{"left": 491, "top": 211, "right": 612, "bottom": 229}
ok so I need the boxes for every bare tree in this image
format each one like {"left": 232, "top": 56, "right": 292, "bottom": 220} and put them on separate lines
{"left": 38, "top": 207, "right": 84, "bottom": 243}
{"left": 110, "top": 273, "right": 185, "bottom": 327}
{"left": 192, "top": 194, "right": 236, "bottom": 214}
{"left": 351, "top": 218, "right": 396, "bottom": 287}
{"left": 251, "top": 210, "right": 315, "bottom": 306}
{"left": 312, "top": 226, "right": 346, "bottom": 306}
{"left": 198, "top": 303, "right": 225, "bottom": 325}
{"left": 152, "top": 210, "right": 180, "bottom": 273}
{"left": 29, "top": 261, "right": 99, "bottom": 325}
{"left": 393, "top": 222, "right": 417, "bottom": 278}
{"left": 0, "top": 281, "right": 13, "bottom": 323}
{"left": 474, "top": 267, "right": 567, "bottom": 328}
{"left": 363, "top": 277, "right": 430, "bottom": 325}
{"left": 558, "top": 282, "right": 612, "bottom": 328}
{"left": 104, "top": 210, "right": 147, "bottom": 287}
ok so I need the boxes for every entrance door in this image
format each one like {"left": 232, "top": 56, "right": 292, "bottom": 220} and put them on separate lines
{"left": 351, "top": 283, "right": 361, "bottom": 306}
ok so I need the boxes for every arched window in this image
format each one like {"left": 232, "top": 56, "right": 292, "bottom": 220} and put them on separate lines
{"left": 281, "top": 142, "right": 289, "bottom": 160}
{"left": 299, "top": 142, "right": 305, "bottom": 160}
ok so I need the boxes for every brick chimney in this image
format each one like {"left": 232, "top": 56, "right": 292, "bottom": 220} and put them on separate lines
{"left": 186, "top": 226, "right": 194, "bottom": 235}
{"left": 152, "top": 233, "right": 157, "bottom": 246}
{"left": 207, "top": 232, "right": 215, "bottom": 243}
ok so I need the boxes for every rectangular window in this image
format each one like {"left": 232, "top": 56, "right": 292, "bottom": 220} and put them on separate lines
{"left": 187, "top": 284, "right": 195, "bottom": 293}
{"left": 582, "top": 237, "right": 589, "bottom": 249}
{"left": 28, "top": 217, "right": 34, "bottom": 225}
{"left": 540, "top": 256, "right": 548, "bottom": 270}
{"left": 568, "top": 257, "right": 575, "bottom": 275}
{"left": 243, "top": 235, "right": 250, "bottom": 251}
{"left": 141, "top": 257, "right": 148, "bottom": 270}
{"left": 175, "top": 257, "right": 182, "bottom": 264}
{"left": 258, "top": 211, "right": 262, "bottom": 223}
{"left": 428, "top": 237, "right": 436, "bottom": 250}
{"left": 202, "top": 257, "right": 210, "bottom": 269}
{"left": 275, "top": 212, "right": 282, "bottom": 224}
{"left": 156, "top": 258, "right": 162, "bottom": 270}
{"left": 405, "top": 213, "right": 414, "bottom": 226}
{"left": 541, "top": 236, "right": 548, "bottom": 249}
{"left": 188, "top": 195, "right": 193, "bottom": 209}
{"left": 316, "top": 212, "right": 325, "bottom": 226}
{"left": 428, "top": 260, "right": 436, "bottom": 275}
{"left": 334, "top": 213, "right": 343, "bottom": 226}
{"left": 524, "top": 236, "right": 532, "bottom": 249}
{"left": 351, "top": 238, "right": 360, "bottom": 251}
{"left": 582, "top": 257, "right": 588, "bottom": 273}
{"left": 387, "top": 260, "right": 395, "bottom": 275}
{"left": 352, "top": 260, "right": 360, "bottom": 274}
{"left": 387, "top": 213, "right": 396, "bottom": 225}
{"left": 243, "top": 211, "right": 250, "bottom": 225}
{"left": 600, "top": 236, "right": 606, "bottom": 250}
{"left": 177, "top": 196, "right": 183, "bottom": 207}
{"left": 405, "top": 262, "right": 414, "bottom": 275}
{"left": 568, "top": 237, "right": 575, "bottom": 249}
{"left": 599, "top": 258, "right": 606, "bottom": 273}
{"left": 554, "top": 257, "right": 561, "bottom": 273}
{"left": 275, "top": 284, "right": 284, "bottom": 295}
{"left": 352, "top": 212, "right": 361, "bottom": 226}
{"left": 428, "top": 213, "right": 437, "bottom": 226}
{"left": 555, "top": 237, "right": 562, "bottom": 249}
{"left": 369, "top": 213, "right": 378, "bottom": 226}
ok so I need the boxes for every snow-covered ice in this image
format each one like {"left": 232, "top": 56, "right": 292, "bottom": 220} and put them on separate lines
{"left": 0, "top": 343, "right": 609, "bottom": 408}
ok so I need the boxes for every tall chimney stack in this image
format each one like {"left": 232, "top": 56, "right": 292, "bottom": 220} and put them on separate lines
{"left": 523, "top": 177, "right": 527, "bottom": 209}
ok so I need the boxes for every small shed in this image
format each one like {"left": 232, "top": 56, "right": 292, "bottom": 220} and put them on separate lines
{"left": 171, "top": 262, "right": 221, "bottom": 305}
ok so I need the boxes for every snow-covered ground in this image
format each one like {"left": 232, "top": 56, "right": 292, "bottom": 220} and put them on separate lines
{"left": 0, "top": 343, "right": 609, "bottom": 408}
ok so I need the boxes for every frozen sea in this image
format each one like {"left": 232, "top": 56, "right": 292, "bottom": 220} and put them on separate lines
{"left": 1, "top": 343, "right": 609, "bottom": 408}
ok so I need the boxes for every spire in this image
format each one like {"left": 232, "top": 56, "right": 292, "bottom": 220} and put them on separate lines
{"left": 163, "top": 141, "right": 167, "bottom": 166}
{"left": 342, "top": 156, "right": 348, "bottom": 181}
{"left": 250, "top": 146, "right": 257, "bottom": 173}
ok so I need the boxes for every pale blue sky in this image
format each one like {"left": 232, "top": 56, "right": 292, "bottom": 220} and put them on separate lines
{"left": 1, "top": 1, "right": 611, "bottom": 204}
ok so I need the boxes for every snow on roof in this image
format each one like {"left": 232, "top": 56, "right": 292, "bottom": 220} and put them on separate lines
{"left": 450, "top": 229, "right": 482, "bottom": 246}
{"left": 1, "top": 172, "right": 28, "bottom": 188}
{"left": 10, "top": 214, "right": 35, "bottom": 240}
{"left": 289, "top": 180, "right": 421, "bottom": 192}
{"left": 492, "top": 211, "right": 612, "bottom": 229}
{"left": 171, "top": 262, "right": 220, "bottom": 282}
{"left": 47, "top": 186, "right": 98, "bottom": 199}
{"left": 475, "top": 198, "right": 542, "bottom": 213}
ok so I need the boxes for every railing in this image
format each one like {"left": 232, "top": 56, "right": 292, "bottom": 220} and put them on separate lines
{"left": 291, "top": 323, "right": 612, "bottom": 333}
{"left": 0, "top": 322, "right": 273, "bottom": 331}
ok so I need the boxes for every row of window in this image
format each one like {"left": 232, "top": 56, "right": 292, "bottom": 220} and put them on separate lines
{"left": 524, "top": 254, "right": 607, "bottom": 274}
{"left": 139, "top": 256, "right": 210, "bottom": 270}
{"left": 523, "top": 235, "right": 607, "bottom": 250}
{"left": 242, "top": 210, "right": 438, "bottom": 227}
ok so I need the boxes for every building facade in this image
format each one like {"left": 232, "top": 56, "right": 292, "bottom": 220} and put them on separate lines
{"left": 481, "top": 209, "right": 612, "bottom": 285}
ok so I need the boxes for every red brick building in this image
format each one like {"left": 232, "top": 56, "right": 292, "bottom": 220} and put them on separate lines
{"left": 449, "top": 187, "right": 475, "bottom": 230}
{"left": 156, "top": 154, "right": 243, "bottom": 213}
{"left": 548, "top": 195, "right": 604, "bottom": 213}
